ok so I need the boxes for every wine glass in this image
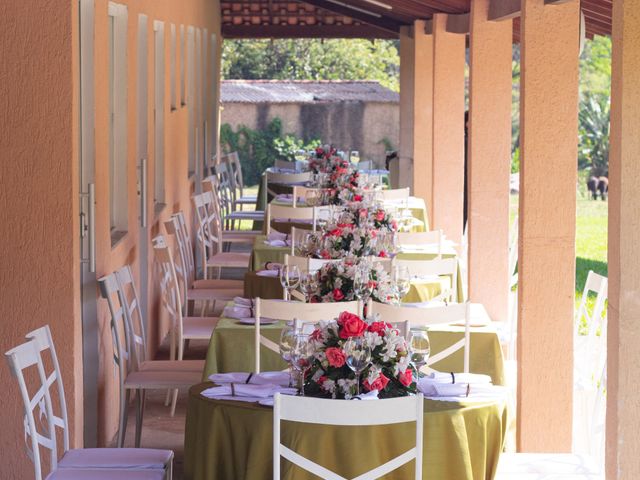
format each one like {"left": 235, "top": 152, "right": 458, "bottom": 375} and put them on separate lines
{"left": 279, "top": 326, "right": 297, "bottom": 387}
{"left": 350, "top": 150, "right": 360, "bottom": 165}
{"left": 290, "top": 334, "right": 314, "bottom": 396}
{"left": 305, "top": 189, "right": 319, "bottom": 207}
{"left": 409, "top": 329, "right": 431, "bottom": 378}
{"left": 280, "top": 265, "right": 300, "bottom": 301}
{"left": 344, "top": 337, "right": 371, "bottom": 396}
{"left": 393, "top": 265, "right": 411, "bottom": 303}
{"left": 300, "top": 272, "right": 319, "bottom": 303}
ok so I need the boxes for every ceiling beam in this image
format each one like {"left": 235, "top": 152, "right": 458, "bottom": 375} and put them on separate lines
{"left": 544, "top": 0, "right": 574, "bottom": 4}
{"left": 488, "top": 0, "right": 521, "bottom": 21}
{"left": 222, "top": 24, "right": 398, "bottom": 39}
{"left": 299, "top": 0, "right": 402, "bottom": 33}
{"left": 424, "top": 13, "right": 469, "bottom": 34}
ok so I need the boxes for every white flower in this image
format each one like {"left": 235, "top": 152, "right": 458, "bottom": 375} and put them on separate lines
{"left": 381, "top": 330, "right": 405, "bottom": 362}
{"left": 337, "top": 378, "right": 357, "bottom": 399}
{"left": 394, "top": 353, "right": 411, "bottom": 375}
{"left": 364, "top": 331, "right": 383, "bottom": 349}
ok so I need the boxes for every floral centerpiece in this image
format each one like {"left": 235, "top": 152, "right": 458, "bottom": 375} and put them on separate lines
{"left": 304, "top": 312, "right": 417, "bottom": 399}
{"left": 311, "top": 260, "right": 398, "bottom": 304}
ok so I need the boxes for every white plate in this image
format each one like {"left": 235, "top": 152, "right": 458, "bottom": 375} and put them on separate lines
{"left": 237, "top": 317, "right": 278, "bottom": 325}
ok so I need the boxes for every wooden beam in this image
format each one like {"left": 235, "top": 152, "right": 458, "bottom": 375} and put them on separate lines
{"left": 222, "top": 24, "right": 397, "bottom": 39}
{"left": 545, "top": 0, "right": 574, "bottom": 4}
{"left": 423, "top": 13, "right": 469, "bottom": 35}
{"left": 299, "top": 0, "right": 402, "bottom": 33}
{"left": 489, "top": 0, "right": 521, "bottom": 21}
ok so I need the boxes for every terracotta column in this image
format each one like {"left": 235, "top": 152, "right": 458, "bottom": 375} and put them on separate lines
{"left": 607, "top": 1, "right": 640, "bottom": 477}
{"left": 431, "top": 14, "right": 465, "bottom": 246}
{"left": 467, "top": 0, "right": 512, "bottom": 322}
{"left": 398, "top": 21, "right": 434, "bottom": 218}
{"left": 518, "top": 0, "right": 579, "bottom": 451}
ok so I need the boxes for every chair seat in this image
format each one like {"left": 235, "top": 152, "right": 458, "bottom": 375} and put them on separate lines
{"left": 59, "top": 448, "right": 172, "bottom": 470}
{"left": 495, "top": 453, "right": 603, "bottom": 479}
{"left": 187, "top": 287, "right": 243, "bottom": 302}
{"left": 226, "top": 211, "right": 264, "bottom": 221}
{"left": 192, "top": 278, "right": 244, "bottom": 289}
{"left": 48, "top": 468, "right": 165, "bottom": 480}
{"left": 206, "top": 252, "right": 251, "bottom": 269}
{"left": 124, "top": 369, "right": 201, "bottom": 389}
{"left": 222, "top": 231, "right": 261, "bottom": 243}
{"left": 139, "top": 359, "right": 205, "bottom": 372}
{"left": 183, "top": 316, "right": 219, "bottom": 339}
{"left": 238, "top": 194, "right": 257, "bottom": 203}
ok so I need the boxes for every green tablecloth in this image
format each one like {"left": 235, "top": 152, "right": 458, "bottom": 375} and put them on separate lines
{"left": 184, "top": 383, "right": 508, "bottom": 480}
{"left": 203, "top": 318, "right": 505, "bottom": 386}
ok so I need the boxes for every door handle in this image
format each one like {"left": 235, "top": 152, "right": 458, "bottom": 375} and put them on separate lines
{"left": 88, "top": 183, "right": 96, "bottom": 273}
{"left": 140, "top": 157, "right": 147, "bottom": 228}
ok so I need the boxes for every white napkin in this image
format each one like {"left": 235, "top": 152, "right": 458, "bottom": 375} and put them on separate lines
{"left": 234, "top": 297, "right": 253, "bottom": 307}
{"left": 418, "top": 371, "right": 492, "bottom": 397}
{"left": 265, "top": 239, "right": 291, "bottom": 247}
{"left": 267, "top": 231, "right": 288, "bottom": 241}
{"left": 201, "top": 384, "right": 298, "bottom": 401}
{"left": 353, "top": 390, "right": 379, "bottom": 401}
{"left": 275, "top": 194, "right": 293, "bottom": 202}
{"left": 209, "top": 371, "right": 290, "bottom": 387}
{"left": 223, "top": 305, "right": 253, "bottom": 319}
{"left": 256, "top": 270, "right": 279, "bottom": 278}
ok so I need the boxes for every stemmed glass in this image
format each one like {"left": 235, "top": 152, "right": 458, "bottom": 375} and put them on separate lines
{"left": 280, "top": 265, "right": 300, "bottom": 301}
{"left": 350, "top": 150, "right": 360, "bottom": 165}
{"left": 279, "top": 326, "right": 297, "bottom": 387}
{"left": 290, "top": 334, "right": 314, "bottom": 396}
{"left": 353, "top": 262, "right": 372, "bottom": 316}
{"left": 393, "top": 265, "right": 411, "bottom": 304}
{"left": 344, "top": 337, "right": 372, "bottom": 396}
{"left": 409, "top": 329, "right": 431, "bottom": 379}
{"left": 300, "top": 272, "right": 319, "bottom": 303}
{"left": 305, "top": 189, "right": 320, "bottom": 207}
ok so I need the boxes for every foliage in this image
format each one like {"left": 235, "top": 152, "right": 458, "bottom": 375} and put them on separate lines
{"left": 580, "top": 36, "right": 612, "bottom": 97}
{"left": 222, "top": 39, "right": 400, "bottom": 92}
{"left": 219, "top": 118, "right": 319, "bottom": 186}
{"left": 578, "top": 92, "right": 610, "bottom": 175}
{"left": 511, "top": 147, "right": 520, "bottom": 174}
{"left": 273, "top": 135, "right": 321, "bottom": 162}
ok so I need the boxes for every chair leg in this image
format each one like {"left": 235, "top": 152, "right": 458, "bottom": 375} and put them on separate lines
{"left": 184, "top": 339, "right": 191, "bottom": 354}
{"left": 170, "top": 388, "right": 179, "bottom": 417}
{"left": 135, "top": 389, "right": 146, "bottom": 448}
{"left": 118, "top": 388, "right": 131, "bottom": 448}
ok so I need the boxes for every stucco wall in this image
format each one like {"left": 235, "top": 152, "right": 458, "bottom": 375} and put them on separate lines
{"left": 222, "top": 101, "right": 399, "bottom": 167}
{"left": 0, "top": 1, "right": 221, "bottom": 476}
{"left": 0, "top": 1, "right": 79, "bottom": 478}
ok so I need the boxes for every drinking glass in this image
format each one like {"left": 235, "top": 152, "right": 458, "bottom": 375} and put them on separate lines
{"left": 350, "top": 150, "right": 360, "bottom": 165}
{"left": 409, "top": 329, "right": 431, "bottom": 378}
{"left": 279, "top": 326, "right": 297, "bottom": 387}
{"left": 300, "top": 272, "right": 319, "bottom": 302}
{"left": 393, "top": 265, "right": 411, "bottom": 303}
{"left": 290, "top": 334, "right": 314, "bottom": 396}
{"left": 344, "top": 337, "right": 372, "bottom": 396}
{"left": 280, "top": 265, "right": 300, "bottom": 301}
{"left": 305, "top": 189, "right": 319, "bottom": 207}
{"left": 294, "top": 149, "right": 306, "bottom": 163}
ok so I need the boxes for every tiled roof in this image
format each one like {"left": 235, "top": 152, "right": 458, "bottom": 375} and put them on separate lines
{"left": 221, "top": 80, "right": 399, "bottom": 104}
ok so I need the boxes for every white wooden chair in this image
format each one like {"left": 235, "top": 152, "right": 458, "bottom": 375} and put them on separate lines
{"left": 392, "top": 257, "right": 458, "bottom": 303}
{"left": 99, "top": 273, "right": 202, "bottom": 428}
{"left": 266, "top": 204, "right": 321, "bottom": 234}
{"left": 291, "top": 186, "right": 322, "bottom": 207}
{"left": 396, "top": 230, "right": 444, "bottom": 258}
{"left": 273, "top": 393, "right": 423, "bottom": 479}
{"left": 192, "top": 193, "right": 251, "bottom": 278}
{"left": 381, "top": 187, "right": 410, "bottom": 202}
{"left": 204, "top": 174, "right": 263, "bottom": 229}
{"left": 253, "top": 299, "right": 360, "bottom": 373}
{"left": 284, "top": 254, "right": 339, "bottom": 275}
{"left": 225, "top": 151, "right": 257, "bottom": 207}
{"left": 203, "top": 188, "right": 262, "bottom": 241}
{"left": 370, "top": 301, "right": 471, "bottom": 373}
{"left": 5, "top": 337, "right": 172, "bottom": 480}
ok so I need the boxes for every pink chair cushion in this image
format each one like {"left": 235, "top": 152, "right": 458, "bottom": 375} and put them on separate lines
{"left": 59, "top": 448, "right": 172, "bottom": 470}
{"left": 47, "top": 468, "right": 165, "bottom": 479}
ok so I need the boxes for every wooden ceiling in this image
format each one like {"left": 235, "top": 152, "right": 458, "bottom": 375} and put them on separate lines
{"left": 221, "top": 0, "right": 612, "bottom": 40}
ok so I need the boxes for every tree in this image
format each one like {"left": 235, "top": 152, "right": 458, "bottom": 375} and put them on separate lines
{"left": 222, "top": 39, "right": 400, "bottom": 91}
{"left": 578, "top": 92, "right": 610, "bottom": 176}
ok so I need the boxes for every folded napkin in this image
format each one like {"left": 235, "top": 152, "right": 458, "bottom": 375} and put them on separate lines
{"left": 256, "top": 270, "right": 279, "bottom": 278}
{"left": 265, "top": 239, "right": 292, "bottom": 247}
{"left": 201, "top": 383, "right": 298, "bottom": 401}
{"left": 275, "top": 194, "right": 293, "bottom": 201}
{"left": 352, "top": 390, "right": 379, "bottom": 401}
{"left": 209, "top": 371, "right": 290, "bottom": 387}
{"left": 264, "top": 262, "right": 283, "bottom": 271}
{"left": 223, "top": 305, "right": 253, "bottom": 319}
{"left": 267, "top": 231, "right": 288, "bottom": 241}
{"left": 233, "top": 297, "right": 253, "bottom": 307}
{"left": 418, "top": 371, "right": 492, "bottom": 397}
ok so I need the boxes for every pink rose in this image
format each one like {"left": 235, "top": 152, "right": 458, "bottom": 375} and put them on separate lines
{"left": 375, "top": 210, "right": 385, "bottom": 221}
{"left": 320, "top": 250, "right": 331, "bottom": 259}
{"left": 353, "top": 194, "right": 363, "bottom": 202}
{"left": 329, "top": 228, "right": 343, "bottom": 237}
{"left": 338, "top": 312, "right": 366, "bottom": 339}
{"left": 325, "top": 347, "right": 346, "bottom": 368}
{"left": 368, "top": 321, "right": 391, "bottom": 337}
{"left": 399, "top": 369, "right": 413, "bottom": 387}
{"left": 332, "top": 289, "right": 345, "bottom": 301}
{"left": 378, "top": 250, "right": 387, "bottom": 258}
{"left": 363, "top": 373, "right": 390, "bottom": 392}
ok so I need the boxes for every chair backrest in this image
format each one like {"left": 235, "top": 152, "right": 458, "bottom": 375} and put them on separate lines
{"left": 214, "top": 161, "right": 237, "bottom": 205}
{"left": 266, "top": 204, "right": 318, "bottom": 234}
{"left": 115, "top": 265, "right": 149, "bottom": 365}
{"left": 370, "top": 301, "right": 471, "bottom": 372}
{"left": 226, "top": 151, "right": 246, "bottom": 193}
{"left": 292, "top": 186, "right": 322, "bottom": 207}
{"left": 274, "top": 159, "right": 298, "bottom": 170}
{"left": 284, "top": 254, "right": 339, "bottom": 275}
{"left": 576, "top": 270, "right": 608, "bottom": 338}
{"left": 381, "top": 187, "right": 410, "bottom": 201}
{"left": 289, "top": 226, "right": 314, "bottom": 255}
{"left": 173, "top": 211, "right": 197, "bottom": 284}
{"left": 273, "top": 393, "right": 423, "bottom": 479}
{"left": 396, "top": 230, "right": 443, "bottom": 256}
{"left": 266, "top": 170, "right": 313, "bottom": 185}
{"left": 5, "top": 340, "right": 62, "bottom": 480}
{"left": 393, "top": 257, "right": 458, "bottom": 303}
{"left": 253, "top": 298, "right": 361, "bottom": 373}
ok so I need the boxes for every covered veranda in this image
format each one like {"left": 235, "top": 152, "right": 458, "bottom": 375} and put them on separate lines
{"left": 0, "top": 0, "right": 637, "bottom": 479}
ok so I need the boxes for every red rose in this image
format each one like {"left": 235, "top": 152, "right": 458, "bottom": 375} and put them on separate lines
{"left": 391, "top": 220, "right": 398, "bottom": 231}
{"left": 325, "top": 347, "right": 346, "bottom": 368}
{"left": 353, "top": 194, "right": 363, "bottom": 202}
{"left": 368, "top": 321, "right": 391, "bottom": 336}
{"left": 363, "top": 373, "right": 390, "bottom": 392}
{"left": 329, "top": 228, "right": 343, "bottom": 237}
{"left": 399, "top": 369, "right": 413, "bottom": 387}
{"left": 378, "top": 250, "right": 387, "bottom": 258}
{"left": 310, "top": 328, "right": 323, "bottom": 341}
{"left": 375, "top": 210, "right": 385, "bottom": 221}
{"left": 318, "top": 375, "right": 328, "bottom": 384}
{"left": 338, "top": 312, "right": 366, "bottom": 339}
{"left": 320, "top": 250, "right": 331, "bottom": 259}
{"left": 332, "top": 289, "right": 345, "bottom": 301}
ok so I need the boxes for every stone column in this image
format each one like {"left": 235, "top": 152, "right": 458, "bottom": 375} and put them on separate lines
{"left": 431, "top": 14, "right": 465, "bottom": 246}
{"left": 607, "top": 0, "right": 640, "bottom": 477}
{"left": 518, "top": 0, "right": 580, "bottom": 451}
{"left": 398, "top": 21, "right": 434, "bottom": 220}
{"left": 468, "top": 0, "right": 512, "bottom": 322}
